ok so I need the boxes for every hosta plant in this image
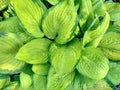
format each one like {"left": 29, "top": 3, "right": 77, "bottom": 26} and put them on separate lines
{"left": 0, "top": 0, "right": 120, "bottom": 90}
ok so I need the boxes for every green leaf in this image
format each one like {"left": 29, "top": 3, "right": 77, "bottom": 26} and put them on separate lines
{"left": 77, "top": 47, "right": 109, "bottom": 80}
{"left": 0, "top": 75, "right": 10, "bottom": 89}
{"left": 2, "top": 81, "right": 19, "bottom": 90}
{"left": 0, "top": 16, "right": 33, "bottom": 43}
{"left": 99, "top": 31, "right": 120, "bottom": 60}
{"left": 49, "top": 38, "right": 81, "bottom": 76}
{"left": 105, "top": 2, "right": 120, "bottom": 21}
{"left": 47, "top": 67, "right": 75, "bottom": 90}
{"left": 14, "top": 0, "right": 46, "bottom": 37}
{"left": 16, "top": 38, "right": 52, "bottom": 64}
{"left": 20, "top": 65, "right": 33, "bottom": 90}
{"left": 78, "top": 0, "right": 94, "bottom": 30}
{"left": 32, "top": 63, "right": 50, "bottom": 75}
{"left": 33, "top": 74, "right": 47, "bottom": 90}
{"left": 42, "top": 0, "right": 78, "bottom": 44}
{"left": 0, "top": 33, "right": 25, "bottom": 74}
{"left": 20, "top": 72, "right": 32, "bottom": 90}
{"left": 83, "top": 12, "right": 110, "bottom": 47}
{"left": 106, "top": 62, "right": 120, "bottom": 85}
{"left": 92, "top": 0, "right": 105, "bottom": 16}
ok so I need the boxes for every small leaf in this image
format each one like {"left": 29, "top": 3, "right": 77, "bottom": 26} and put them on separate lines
{"left": 32, "top": 63, "right": 50, "bottom": 75}
{"left": 16, "top": 38, "right": 52, "bottom": 64}
{"left": 49, "top": 38, "right": 81, "bottom": 76}
{"left": 20, "top": 65, "right": 33, "bottom": 90}
{"left": 77, "top": 47, "right": 109, "bottom": 80}
{"left": 47, "top": 67, "right": 75, "bottom": 90}
{"left": 42, "top": 0, "right": 78, "bottom": 44}
{"left": 14, "top": 0, "right": 46, "bottom": 37}
{"left": 33, "top": 74, "right": 47, "bottom": 90}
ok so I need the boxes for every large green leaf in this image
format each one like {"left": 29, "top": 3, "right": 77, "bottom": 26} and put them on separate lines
{"left": 33, "top": 74, "right": 47, "bottom": 90}
{"left": 32, "top": 63, "right": 50, "bottom": 75}
{"left": 83, "top": 12, "right": 110, "bottom": 47}
{"left": 77, "top": 47, "right": 109, "bottom": 80}
{"left": 49, "top": 39, "right": 81, "bottom": 76}
{"left": 99, "top": 31, "right": 120, "bottom": 60}
{"left": 106, "top": 62, "right": 120, "bottom": 85}
{"left": 14, "top": 0, "right": 46, "bottom": 37}
{"left": 16, "top": 38, "right": 52, "bottom": 64}
{"left": 0, "top": 16, "right": 33, "bottom": 43}
{"left": 42, "top": 0, "right": 78, "bottom": 44}
{"left": 47, "top": 67, "right": 75, "bottom": 90}
{"left": 0, "top": 33, "right": 25, "bottom": 74}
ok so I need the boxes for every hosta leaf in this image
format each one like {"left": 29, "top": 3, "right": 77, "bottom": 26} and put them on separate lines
{"left": 0, "top": 0, "right": 10, "bottom": 11}
{"left": 47, "top": 67, "right": 75, "bottom": 90}
{"left": 49, "top": 39, "right": 81, "bottom": 76}
{"left": 0, "top": 33, "right": 25, "bottom": 74}
{"left": 42, "top": 0, "right": 78, "bottom": 44}
{"left": 33, "top": 74, "right": 47, "bottom": 90}
{"left": 0, "top": 75, "right": 10, "bottom": 89}
{"left": 32, "top": 64, "right": 50, "bottom": 75}
{"left": 99, "top": 32, "right": 120, "bottom": 50}
{"left": 47, "top": 0, "right": 61, "bottom": 5}
{"left": 79, "top": 0, "right": 94, "bottom": 31}
{"left": 99, "top": 31, "right": 120, "bottom": 60}
{"left": 106, "top": 62, "right": 120, "bottom": 85}
{"left": 0, "top": 16, "right": 33, "bottom": 43}
{"left": 2, "top": 81, "right": 19, "bottom": 90}
{"left": 16, "top": 38, "right": 52, "bottom": 64}
{"left": 20, "top": 65, "right": 33, "bottom": 90}
{"left": 83, "top": 12, "right": 110, "bottom": 47}
{"left": 14, "top": 0, "right": 46, "bottom": 37}
{"left": 92, "top": 0, "right": 105, "bottom": 16}
{"left": 77, "top": 47, "right": 109, "bottom": 80}
{"left": 85, "top": 80, "right": 112, "bottom": 90}
{"left": 20, "top": 72, "right": 32, "bottom": 90}
{"left": 105, "top": 2, "right": 120, "bottom": 21}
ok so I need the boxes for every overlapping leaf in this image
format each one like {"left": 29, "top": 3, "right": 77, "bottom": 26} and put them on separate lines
{"left": 83, "top": 12, "right": 110, "bottom": 47}
{"left": 33, "top": 74, "right": 47, "bottom": 90}
{"left": 49, "top": 38, "right": 81, "bottom": 76}
{"left": 106, "top": 62, "right": 120, "bottom": 85}
{"left": 32, "top": 64, "right": 50, "bottom": 75}
{"left": 77, "top": 47, "right": 109, "bottom": 80}
{"left": 16, "top": 38, "right": 52, "bottom": 64}
{"left": 0, "top": 33, "right": 25, "bottom": 74}
{"left": 0, "top": 16, "right": 33, "bottom": 43}
{"left": 99, "top": 31, "right": 120, "bottom": 60}
{"left": 14, "top": 0, "right": 46, "bottom": 37}
{"left": 47, "top": 67, "right": 75, "bottom": 90}
{"left": 42, "top": 0, "right": 78, "bottom": 44}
